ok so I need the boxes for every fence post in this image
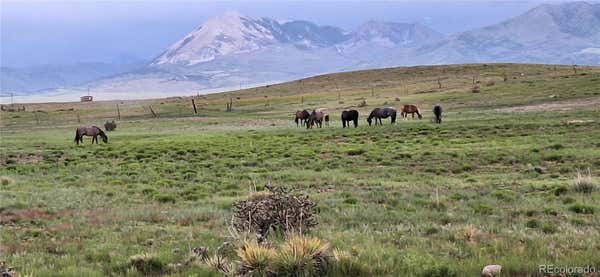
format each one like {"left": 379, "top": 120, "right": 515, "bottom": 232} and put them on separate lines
{"left": 149, "top": 106, "right": 158, "bottom": 118}
{"left": 191, "top": 98, "right": 198, "bottom": 114}
{"left": 116, "top": 104, "right": 121, "bottom": 120}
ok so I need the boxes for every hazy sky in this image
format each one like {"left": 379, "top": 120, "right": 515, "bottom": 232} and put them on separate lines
{"left": 0, "top": 1, "right": 575, "bottom": 67}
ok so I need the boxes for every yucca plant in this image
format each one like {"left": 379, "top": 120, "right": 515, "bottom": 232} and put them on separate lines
{"left": 273, "top": 234, "right": 329, "bottom": 276}
{"left": 236, "top": 240, "right": 276, "bottom": 276}
{"left": 205, "top": 254, "right": 233, "bottom": 275}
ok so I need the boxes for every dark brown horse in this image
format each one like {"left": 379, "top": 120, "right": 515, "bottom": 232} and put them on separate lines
{"left": 401, "top": 104, "right": 422, "bottom": 119}
{"left": 341, "top": 110, "right": 359, "bottom": 128}
{"left": 294, "top": 110, "right": 310, "bottom": 127}
{"left": 433, "top": 104, "right": 443, "bottom": 124}
{"left": 74, "top": 126, "right": 108, "bottom": 145}
{"left": 367, "top": 107, "right": 397, "bottom": 126}
{"left": 307, "top": 110, "right": 326, "bottom": 129}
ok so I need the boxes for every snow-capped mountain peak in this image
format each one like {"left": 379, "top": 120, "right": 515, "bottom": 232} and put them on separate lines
{"left": 152, "top": 12, "right": 277, "bottom": 66}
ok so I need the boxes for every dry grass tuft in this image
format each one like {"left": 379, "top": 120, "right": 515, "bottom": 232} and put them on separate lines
{"left": 572, "top": 168, "right": 596, "bottom": 193}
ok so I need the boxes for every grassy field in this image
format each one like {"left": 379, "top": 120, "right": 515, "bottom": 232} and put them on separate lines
{"left": 1, "top": 63, "right": 599, "bottom": 276}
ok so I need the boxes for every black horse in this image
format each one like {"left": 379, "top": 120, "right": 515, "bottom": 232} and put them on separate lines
{"left": 74, "top": 126, "right": 108, "bottom": 145}
{"left": 367, "top": 107, "right": 396, "bottom": 126}
{"left": 433, "top": 104, "right": 443, "bottom": 124}
{"left": 341, "top": 110, "right": 359, "bottom": 128}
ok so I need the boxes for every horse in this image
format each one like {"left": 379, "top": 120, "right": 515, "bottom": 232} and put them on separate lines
{"left": 341, "top": 110, "right": 359, "bottom": 128}
{"left": 433, "top": 104, "right": 443, "bottom": 124}
{"left": 401, "top": 104, "right": 422, "bottom": 119}
{"left": 367, "top": 107, "right": 397, "bottom": 126}
{"left": 294, "top": 110, "right": 311, "bottom": 127}
{"left": 307, "top": 110, "right": 326, "bottom": 129}
{"left": 315, "top": 108, "right": 330, "bottom": 127}
{"left": 74, "top": 126, "right": 108, "bottom": 145}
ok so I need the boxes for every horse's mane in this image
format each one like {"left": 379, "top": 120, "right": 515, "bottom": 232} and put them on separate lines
{"left": 93, "top": 126, "right": 107, "bottom": 137}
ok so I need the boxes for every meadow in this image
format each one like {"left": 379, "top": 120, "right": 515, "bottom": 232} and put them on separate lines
{"left": 1, "top": 64, "right": 599, "bottom": 276}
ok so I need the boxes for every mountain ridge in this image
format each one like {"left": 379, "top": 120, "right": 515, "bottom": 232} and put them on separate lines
{"left": 3, "top": 2, "right": 599, "bottom": 95}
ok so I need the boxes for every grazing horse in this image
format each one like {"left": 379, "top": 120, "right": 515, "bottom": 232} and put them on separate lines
{"left": 74, "top": 126, "right": 108, "bottom": 145}
{"left": 315, "top": 108, "right": 329, "bottom": 127}
{"left": 433, "top": 104, "right": 443, "bottom": 124}
{"left": 294, "top": 110, "right": 311, "bottom": 127}
{"left": 401, "top": 104, "right": 422, "bottom": 119}
{"left": 341, "top": 110, "right": 359, "bottom": 128}
{"left": 367, "top": 107, "right": 397, "bottom": 126}
{"left": 307, "top": 110, "right": 326, "bottom": 129}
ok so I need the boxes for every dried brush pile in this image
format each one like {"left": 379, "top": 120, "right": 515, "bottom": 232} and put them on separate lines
{"left": 232, "top": 185, "right": 318, "bottom": 240}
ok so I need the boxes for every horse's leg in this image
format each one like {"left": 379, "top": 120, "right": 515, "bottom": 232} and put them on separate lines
{"left": 353, "top": 119, "right": 358, "bottom": 128}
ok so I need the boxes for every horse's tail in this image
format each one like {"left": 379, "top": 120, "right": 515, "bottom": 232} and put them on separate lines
{"left": 74, "top": 129, "right": 80, "bottom": 143}
{"left": 294, "top": 117, "right": 298, "bottom": 124}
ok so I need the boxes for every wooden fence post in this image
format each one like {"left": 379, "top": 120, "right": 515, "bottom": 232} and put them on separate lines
{"left": 116, "top": 104, "right": 121, "bottom": 120}
{"left": 191, "top": 98, "right": 198, "bottom": 114}
{"left": 149, "top": 106, "right": 158, "bottom": 118}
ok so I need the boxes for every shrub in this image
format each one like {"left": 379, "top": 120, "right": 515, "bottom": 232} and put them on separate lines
{"left": 232, "top": 185, "right": 318, "bottom": 239}
{"left": 346, "top": 148, "right": 366, "bottom": 156}
{"left": 155, "top": 193, "right": 177, "bottom": 203}
{"left": 491, "top": 189, "right": 516, "bottom": 201}
{"left": 572, "top": 169, "right": 596, "bottom": 193}
{"left": 129, "top": 253, "right": 165, "bottom": 274}
{"left": 420, "top": 264, "right": 457, "bottom": 277}
{"left": 104, "top": 120, "right": 117, "bottom": 131}
{"left": 568, "top": 203, "right": 595, "bottom": 214}
{"left": 562, "top": 197, "right": 576, "bottom": 204}
{"left": 470, "top": 202, "right": 493, "bottom": 215}
{"left": 541, "top": 222, "right": 558, "bottom": 234}
{"left": 525, "top": 219, "right": 540, "bottom": 228}
{"left": 0, "top": 176, "right": 14, "bottom": 186}
{"left": 553, "top": 185, "right": 568, "bottom": 196}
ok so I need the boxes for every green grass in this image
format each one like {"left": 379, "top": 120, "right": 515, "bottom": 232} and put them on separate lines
{"left": 1, "top": 64, "right": 600, "bottom": 276}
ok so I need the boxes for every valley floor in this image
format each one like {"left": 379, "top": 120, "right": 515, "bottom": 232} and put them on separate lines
{"left": 1, "top": 64, "right": 599, "bottom": 276}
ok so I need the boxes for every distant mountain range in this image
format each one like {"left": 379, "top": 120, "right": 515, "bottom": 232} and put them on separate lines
{"left": 2, "top": 1, "right": 599, "bottom": 97}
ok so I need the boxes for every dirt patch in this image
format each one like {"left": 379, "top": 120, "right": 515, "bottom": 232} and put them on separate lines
{"left": 0, "top": 209, "right": 57, "bottom": 223}
{"left": 497, "top": 98, "right": 600, "bottom": 113}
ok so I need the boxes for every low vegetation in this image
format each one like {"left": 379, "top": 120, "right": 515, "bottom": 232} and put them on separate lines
{"left": 1, "top": 64, "right": 599, "bottom": 275}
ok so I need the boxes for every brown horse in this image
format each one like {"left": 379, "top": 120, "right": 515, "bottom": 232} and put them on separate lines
{"left": 433, "top": 104, "right": 443, "bottom": 124}
{"left": 401, "top": 104, "right": 422, "bottom": 119}
{"left": 74, "top": 126, "right": 108, "bottom": 145}
{"left": 341, "top": 110, "right": 359, "bottom": 128}
{"left": 315, "top": 108, "right": 329, "bottom": 127}
{"left": 367, "top": 107, "right": 397, "bottom": 126}
{"left": 307, "top": 110, "right": 326, "bottom": 129}
{"left": 294, "top": 110, "right": 310, "bottom": 127}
